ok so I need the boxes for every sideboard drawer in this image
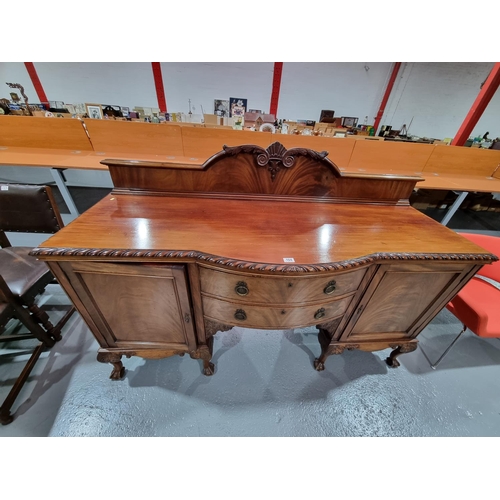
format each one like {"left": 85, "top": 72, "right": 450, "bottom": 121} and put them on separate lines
{"left": 199, "top": 266, "right": 366, "bottom": 305}
{"left": 202, "top": 295, "right": 353, "bottom": 329}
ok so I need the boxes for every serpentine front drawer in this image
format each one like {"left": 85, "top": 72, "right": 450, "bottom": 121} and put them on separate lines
{"left": 199, "top": 265, "right": 366, "bottom": 305}
{"left": 202, "top": 295, "right": 354, "bottom": 329}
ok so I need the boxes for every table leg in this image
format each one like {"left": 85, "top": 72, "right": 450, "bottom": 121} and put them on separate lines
{"left": 50, "top": 168, "right": 80, "bottom": 216}
{"left": 440, "top": 191, "right": 468, "bottom": 226}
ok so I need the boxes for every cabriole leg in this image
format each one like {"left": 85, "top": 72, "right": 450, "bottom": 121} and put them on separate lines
{"left": 97, "top": 352, "right": 125, "bottom": 380}
{"left": 386, "top": 343, "right": 418, "bottom": 368}
{"left": 191, "top": 336, "right": 215, "bottom": 376}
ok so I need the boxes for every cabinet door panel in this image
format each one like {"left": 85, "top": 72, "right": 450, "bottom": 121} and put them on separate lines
{"left": 60, "top": 262, "right": 196, "bottom": 350}
{"left": 342, "top": 263, "right": 468, "bottom": 341}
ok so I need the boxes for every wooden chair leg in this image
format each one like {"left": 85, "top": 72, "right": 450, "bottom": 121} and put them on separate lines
{"left": 27, "top": 302, "right": 60, "bottom": 341}
{"left": 1, "top": 343, "right": 45, "bottom": 425}
{"left": 0, "top": 302, "right": 73, "bottom": 424}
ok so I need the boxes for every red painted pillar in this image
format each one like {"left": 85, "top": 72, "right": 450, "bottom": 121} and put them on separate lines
{"left": 270, "top": 62, "right": 283, "bottom": 117}
{"left": 151, "top": 62, "right": 167, "bottom": 113}
{"left": 373, "top": 62, "right": 401, "bottom": 134}
{"left": 24, "top": 62, "right": 49, "bottom": 108}
{"left": 451, "top": 62, "right": 500, "bottom": 146}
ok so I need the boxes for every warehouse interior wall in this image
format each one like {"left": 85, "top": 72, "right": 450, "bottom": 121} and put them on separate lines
{"left": 1, "top": 62, "right": 498, "bottom": 137}
{"left": 383, "top": 62, "right": 499, "bottom": 140}
{"left": 159, "top": 62, "right": 275, "bottom": 116}
{"left": 0, "top": 62, "right": 499, "bottom": 176}
{"left": 278, "top": 62, "right": 392, "bottom": 125}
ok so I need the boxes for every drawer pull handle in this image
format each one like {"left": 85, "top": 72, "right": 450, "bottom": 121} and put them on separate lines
{"left": 235, "top": 309, "right": 247, "bottom": 321}
{"left": 235, "top": 281, "right": 249, "bottom": 296}
{"left": 314, "top": 308, "right": 326, "bottom": 320}
{"left": 323, "top": 281, "right": 337, "bottom": 294}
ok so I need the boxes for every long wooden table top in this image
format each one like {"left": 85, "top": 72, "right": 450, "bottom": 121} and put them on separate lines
{"left": 3, "top": 116, "right": 500, "bottom": 193}
{"left": 0, "top": 147, "right": 205, "bottom": 171}
{"left": 38, "top": 193, "right": 491, "bottom": 264}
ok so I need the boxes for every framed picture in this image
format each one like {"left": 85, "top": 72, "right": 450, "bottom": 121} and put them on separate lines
{"left": 297, "top": 119, "right": 316, "bottom": 127}
{"left": 214, "top": 99, "right": 229, "bottom": 117}
{"left": 229, "top": 97, "right": 247, "bottom": 118}
{"left": 64, "top": 104, "right": 76, "bottom": 115}
{"left": 319, "top": 109, "right": 335, "bottom": 123}
{"left": 341, "top": 116, "right": 358, "bottom": 128}
{"left": 85, "top": 103, "right": 103, "bottom": 119}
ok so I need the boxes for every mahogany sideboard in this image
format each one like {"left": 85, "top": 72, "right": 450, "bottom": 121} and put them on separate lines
{"left": 31, "top": 142, "right": 497, "bottom": 379}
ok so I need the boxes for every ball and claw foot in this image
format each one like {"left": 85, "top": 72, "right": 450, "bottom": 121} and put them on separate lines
{"left": 203, "top": 361, "right": 215, "bottom": 376}
{"left": 386, "top": 344, "right": 416, "bottom": 368}
{"left": 385, "top": 356, "right": 400, "bottom": 368}
{"left": 0, "top": 411, "right": 13, "bottom": 425}
{"left": 109, "top": 362, "right": 125, "bottom": 380}
{"left": 314, "top": 358, "right": 325, "bottom": 371}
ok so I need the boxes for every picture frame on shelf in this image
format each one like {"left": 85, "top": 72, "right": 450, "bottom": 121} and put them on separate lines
{"left": 85, "top": 103, "right": 103, "bottom": 119}
{"left": 229, "top": 97, "right": 247, "bottom": 118}
{"left": 64, "top": 104, "right": 76, "bottom": 115}
{"left": 74, "top": 103, "right": 87, "bottom": 115}
{"left": 319, "top": 110, "right": 335, "bottom": 123}
{"left": 341, "top": 116, "right": 358, "bottom": 128}
{"left": 214, "top": 99, "right": 229, "bottom": 117}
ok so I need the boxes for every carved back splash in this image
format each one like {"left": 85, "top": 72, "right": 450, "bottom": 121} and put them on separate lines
{"left": 103, "top": 141, "right": 422, "bottom": 204}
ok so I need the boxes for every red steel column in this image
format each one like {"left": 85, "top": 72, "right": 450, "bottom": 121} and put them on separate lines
{"left": 451, "top": 62, "right": 500, "bottom": 146}
{"left": 151, "top": 62, "right": 167, "bottom": 113}
{"left": 270, "top": 62, "right": 283, "bottom": 117}
{"left": 24, "top": 62, "right": 49, "bottom": 108}
{"left": 373, "top": 62, "right": 401, "bottom": 134}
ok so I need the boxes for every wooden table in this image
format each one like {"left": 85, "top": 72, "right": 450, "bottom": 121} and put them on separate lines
{"left": 32, "top": 142, "right": 496, "bottom": 381}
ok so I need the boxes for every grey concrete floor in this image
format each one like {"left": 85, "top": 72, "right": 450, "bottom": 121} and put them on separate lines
{"left": 2, "top": 226, "right": 500, "bottom": 436}
{"left": 2, "top": 198, "right": 500, "bottom": 436}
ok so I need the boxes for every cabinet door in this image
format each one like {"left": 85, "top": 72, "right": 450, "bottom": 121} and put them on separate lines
{"left": 59, "top": 262, "right": 196, "bottom": 351}
{"left": 340, "top": 262, "right": 474, "bottom": 342}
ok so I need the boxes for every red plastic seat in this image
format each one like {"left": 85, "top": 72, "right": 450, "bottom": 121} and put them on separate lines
{"left": 421, "top": 232, "right": 500, "bottom": 368}
{"left": 447, "top": 278, "right": 500, "bottom": 338}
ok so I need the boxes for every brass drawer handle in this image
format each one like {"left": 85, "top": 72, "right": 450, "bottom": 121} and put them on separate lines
{"left": 235, "top": 281, "right": 249, "bottom": 296}
{"left": 235, "top": 309, "right": 247, "bottom": 321}
{"left": 323, "top": 280, "right": 336, "bottom": 295}
{"left": 314, "top": 308, "right": 326, "bottom": 320}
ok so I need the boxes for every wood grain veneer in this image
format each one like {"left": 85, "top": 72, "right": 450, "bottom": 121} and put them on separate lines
{"left": 0, "top": 115, "right": 93, "bottom": 150}
{"left": 202, "top": 295, "right": 353, "bottom": 329}
{"left": 199, "top": 265, "right": 366, "bottom": 304}
{"left": 32, "top": 141, "right": 498, "bottom": 379}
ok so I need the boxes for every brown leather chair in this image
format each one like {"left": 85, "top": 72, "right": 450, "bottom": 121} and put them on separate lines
{"left": 0, "top": 183, "right": 75, "bottom": 425}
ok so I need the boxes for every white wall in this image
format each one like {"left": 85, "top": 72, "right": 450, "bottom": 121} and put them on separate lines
{"left": 1, "top": 61, "right": 500, "bottom": 145}
{"left": 0, "top": 63, "right": 37, "bottom": 103}
{"left": 279, "top": 62, "right": 393, "bottom": 123}
{"left": 35, "top": 62, "right": 157, "bottom": 109}
{"left": 381, "top": 62, "right": 498, "bottom": 140}
{"left": 160, "top": 62, "right": 274, "bottom": 114}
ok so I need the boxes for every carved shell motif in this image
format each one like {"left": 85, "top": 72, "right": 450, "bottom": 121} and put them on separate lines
{"left": 221, "top": 141, "right": 333, "bottom": 181}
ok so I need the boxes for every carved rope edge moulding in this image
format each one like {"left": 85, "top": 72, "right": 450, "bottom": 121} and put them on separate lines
{"left": 29, "top": 248, "right": 498, "bottom": 273}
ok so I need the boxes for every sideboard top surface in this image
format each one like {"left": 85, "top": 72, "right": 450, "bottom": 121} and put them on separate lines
{"left": 36, "top": 194, "right": 495, "bottom": 266}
